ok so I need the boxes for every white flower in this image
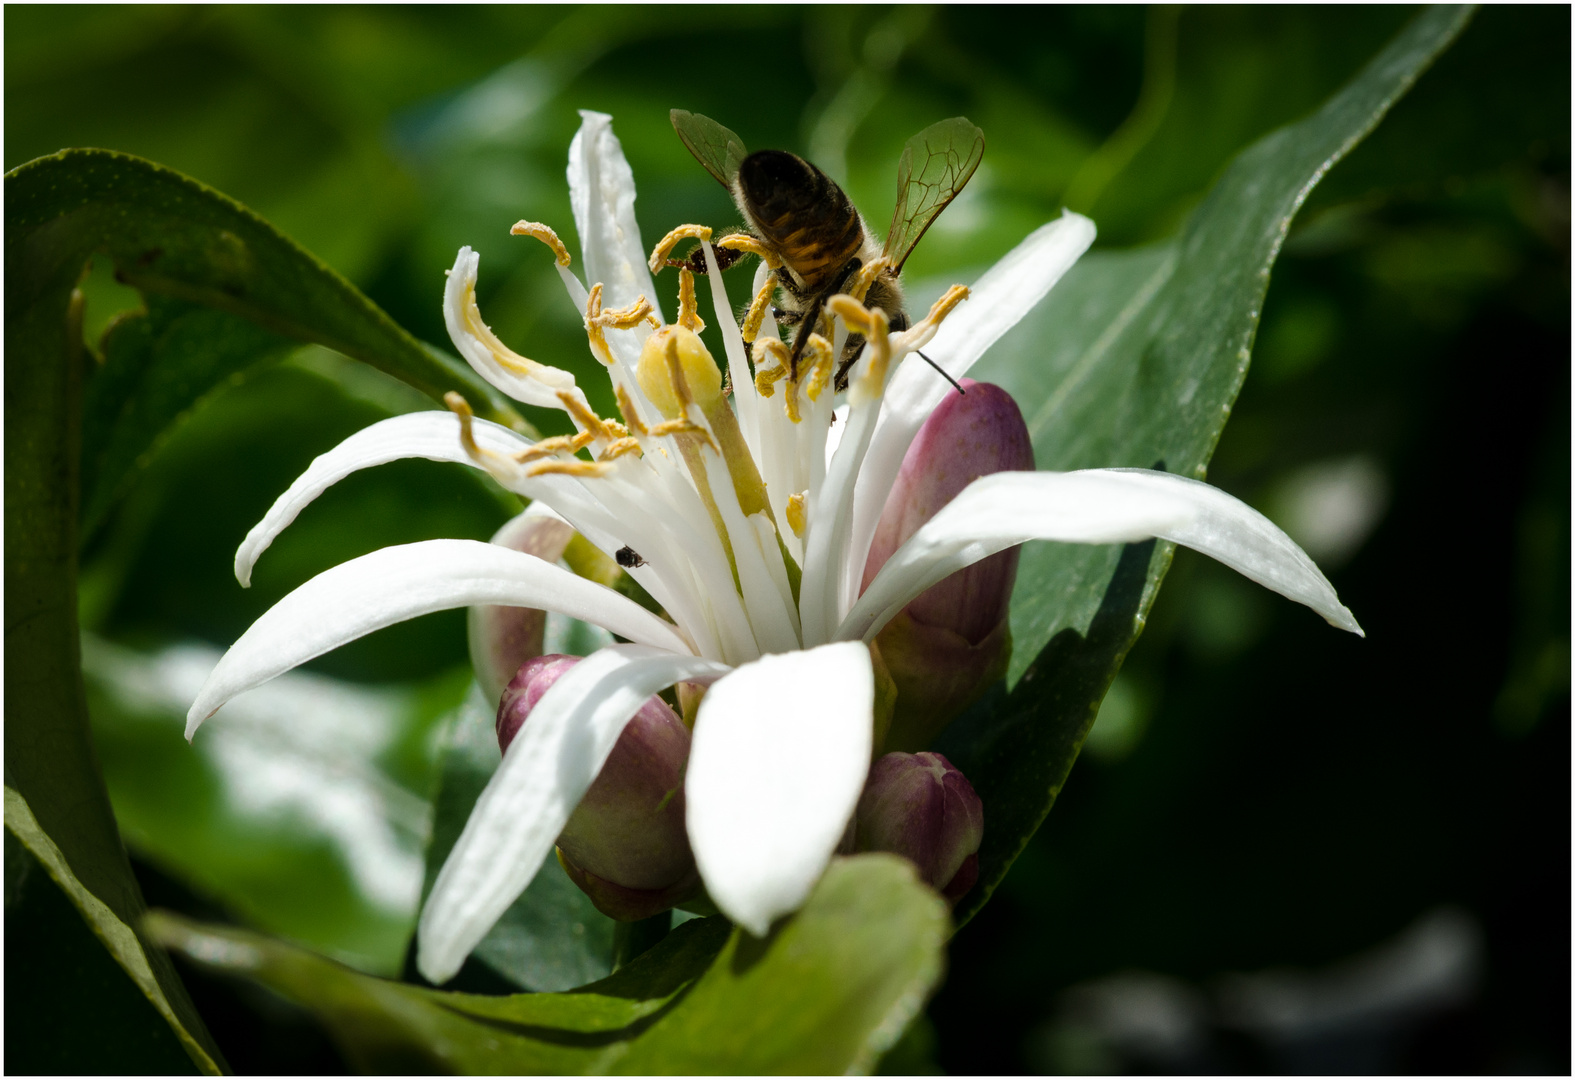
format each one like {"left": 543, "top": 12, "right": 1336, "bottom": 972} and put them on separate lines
{"left": 186, "top": 110, "right": 1362, "bottom": 984}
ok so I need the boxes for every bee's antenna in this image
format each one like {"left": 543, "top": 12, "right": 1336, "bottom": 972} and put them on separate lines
{"left": 916, "top": 349, "right": 965, "bottom": 395}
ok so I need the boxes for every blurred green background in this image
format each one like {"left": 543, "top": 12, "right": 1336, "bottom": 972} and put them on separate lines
{"left": 5, "top": 5, "right": 1568, "bottom": 1073}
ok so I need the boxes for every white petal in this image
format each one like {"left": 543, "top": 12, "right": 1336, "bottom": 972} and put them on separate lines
{"left": 685, "top": 642, "right": 874, "bottom": 936}
{"left": 837, "top": 469, "right": 1364, "bottom": 644}
{"left": 235, "top": 412, "right": 529, "bottom": 587}
{"left": 444, "top": 247, "right": 583, "bottom": 409}
{"left": 188, "top": 540, "right": 692, "bottom": 737}
{"left": 846, "top": 213, "right": 1096, "bottom": 608}
{"left": 567, "top": 110, "right": 662, "bottom": 320}
{"left": 417, "top": 644, "right": 729, "bottom": 984}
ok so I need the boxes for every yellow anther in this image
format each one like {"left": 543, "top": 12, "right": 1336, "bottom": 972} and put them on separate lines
{"left": 752, "top": 339, "right": 790, "bottom": 398}
{"left": 512, "top": 433, "right": 592, "bottom": 464}
{"left": 637, "top": 325, "right": 723, "bottom": 419}
{"left": 717, "top": 233, "right": 783, "bottom": 271}
{"left": 740, "top": 276, "right": 776, "bottom": 344}
{"left": 677, "top": 268, "right": 706, "bottom": 333}
{"left": 847, "top": 257, "right": 893, "bottom": 304}
{"left": 593, "top": 294, "right": 655, "bottom": 330}
{"left": 511, "top": 221, "right": 572, "bottom": 267}
{"left": 916, "top": 284, "right": 970, "bottom": 334}
{"left": 558, "top": 390, "right": 620, "bottom": 444}
{"left": 827, "top": 293, "right": 875, "bottom": 336}
{"left": 784, "top": 384, "right": 802, "bottom": 423}
{"left": 583, "top": 289, "right": 651, "bottom": 369}
{"left": 753, "top": 365, "right": 787, "bottom": 398}
{"left": 584, "top": 285, "right": 615, "bottom": 368}
{"left": 647, "top": 418, "right": 718, "bottom": 454}
{"left": 597, "top": 437, "right": 643, "bottom": 462}
{"left": 648, "top": 224, "right": 714, "bottom": 274}
{"left": 526, "top": 459, "right": 613, "bottom": 479}
{"left": 785, "top": 491, "right": 809, "bottom": 539}
{"left": 444, "top": 392, "right": 483, "bottom": 461}
{"left": 615, "top": 384, "right": 649, "bottom": 437}
{"left": 803, "top": 334, "right": 836, "bottom": 402}
{"left": 849, "top": 307, "right": 893, "bottom": 406}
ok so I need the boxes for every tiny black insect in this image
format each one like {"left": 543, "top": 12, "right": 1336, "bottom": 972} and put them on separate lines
{"left": 615, "top": 545, "right": 646, "bottom": 569}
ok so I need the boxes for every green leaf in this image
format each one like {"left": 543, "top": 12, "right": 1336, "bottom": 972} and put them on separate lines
{"left": 7, "top": 148, "right": 526, "bottom": 537}
{"left": 150, "top": 854, "right": 948, "bottom": 1074}
{"left": 80, "top": 296, "right": 297, "bottom": 540}
{"left": 5, "top": 834, "right": 197, "bottom": 1074}
{"left": 81, "top": 635, "right": 464, "bottom": 977}
{"left": 420, "top": 684, "right": 617, "bottom": 992}
{"left": 945, "top": 5, "right": 1473, "bottom": 926}
{"left": 5, "top": 217, "right": 226, "bottom": 1069}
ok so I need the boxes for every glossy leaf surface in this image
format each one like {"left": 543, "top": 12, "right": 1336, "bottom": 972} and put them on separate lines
{"left": 943, "top": 5, "right": 1473, "bottom": 926}
{"left": 152, "top": 854, "right": 947, "bottom": 1074}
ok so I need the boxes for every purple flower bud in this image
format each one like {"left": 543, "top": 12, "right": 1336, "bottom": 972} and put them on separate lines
{"left": 469, "top": 510, "right": 576, "bottom": 704}
{"left": 862, "top": 380, "right": 1033, "bottom": 750}
{"left": 855, "top": 752, "right": 983, "bottom": 904}
{"left": 498, "top": 655, "right": 697, "bottom": 920}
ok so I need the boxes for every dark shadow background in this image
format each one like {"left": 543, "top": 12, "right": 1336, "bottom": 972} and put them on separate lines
{"left": 6, "top": 5, "right": 1568, "bottom": 1073}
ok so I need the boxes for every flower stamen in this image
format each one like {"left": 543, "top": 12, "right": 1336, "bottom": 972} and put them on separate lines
{"left": 677, "top": 268, "right": 706, "bottom": 333}
{"left": 525, "top": 459, "right": 613, "bottom": 479}
{"left": 740, "top": 276, "right": 776, "bottom": 345}
{"left": 648, "top": 224, "right": 714, "bottom": 274}
{"left": 752, "top": 339, "right": 791, "bottom": 404}
{"left": 558, "top": 390, "right": 625, "bottom": 445}
{"left": 512, "top": 432, "right": 595, "bottom": 463}
{"left": 597, "top": 437, "right": 644, "bottom": 462}
{"left": 510, "top": 221, "right": 572, "bottom": 267}
{"left": 717, "top": 233, "right": 783, "bottom": 271}
{"left": 847, "top": 257, "right": 893, "bottom": 305}
{"left": 901, "top": 285, "right": 971, "bottom": 352}
{"left": 584, "top": 285, "right": 655, "bottom": 368}
{"left": 828, "top": 295, "right": 892, "bottom": 405}
{"left": 786, "top": 491, "right": 809, "bottom": 539}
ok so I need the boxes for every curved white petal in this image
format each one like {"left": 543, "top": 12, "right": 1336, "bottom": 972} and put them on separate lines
{"left": 685, "top": 642, "right": 874, "bottom": 936}
{"left": 417, "top": 645, "right": 729, "bottom": 984}
{"left": 444, "top": 247, "right": 583, "bottom": 409}
{"left": 838, "top": 469, "right": 1363, "bottom": 645}
{"left": 235, "top": 412, "right": 530, "bottom": 587}
{"left": 188, "top": 540, "right": 692, "bottom": 737}
{"left": 846, "top": 212, "right": 1096, "bottom": 607}
{"left": 567, "top": 110, "right": 661, "bottom": 321}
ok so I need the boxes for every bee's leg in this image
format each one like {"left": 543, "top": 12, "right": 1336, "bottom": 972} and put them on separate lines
{"left": 833, "top": 333, "right": 867, "bottom": 393}
{"left": 771, "top": 306, "right": 803, "bottom": 327}
{"left": 681, "top": 242, "right": 747, "bottom": 275}
{"left": 772, "top": 269, "right": 813, "bottom": 305}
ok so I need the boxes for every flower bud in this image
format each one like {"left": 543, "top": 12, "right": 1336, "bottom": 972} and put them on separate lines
{"left": 854, "top": 752, "right": 983, "bottom": 904}
{"left": 863, "top": 379, "right": 1033, "bottom": 750}
{"left": 498, "top": 655, "right": 697, "bottom": 920}
{"left": 468, "top": 509, "right": 576, "bottom": 704}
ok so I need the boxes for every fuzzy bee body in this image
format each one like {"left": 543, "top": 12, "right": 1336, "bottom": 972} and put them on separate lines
{"left": 672, "top": 111, "right": 983, "bottom": 389}
{"left": 734, "top": 150, "right": 868, "bottom": 297}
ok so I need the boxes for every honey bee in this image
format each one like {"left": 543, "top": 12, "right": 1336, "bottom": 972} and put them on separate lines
{"left": 670, "top": 109, "right": 984, "bottom": 391}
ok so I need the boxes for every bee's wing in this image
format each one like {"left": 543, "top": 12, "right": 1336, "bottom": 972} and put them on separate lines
{"left": 883, "top": 117, "right": 985, "bottom": 271}
{"left": 670, "top": 109, "right": 749, "bottom": 189}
